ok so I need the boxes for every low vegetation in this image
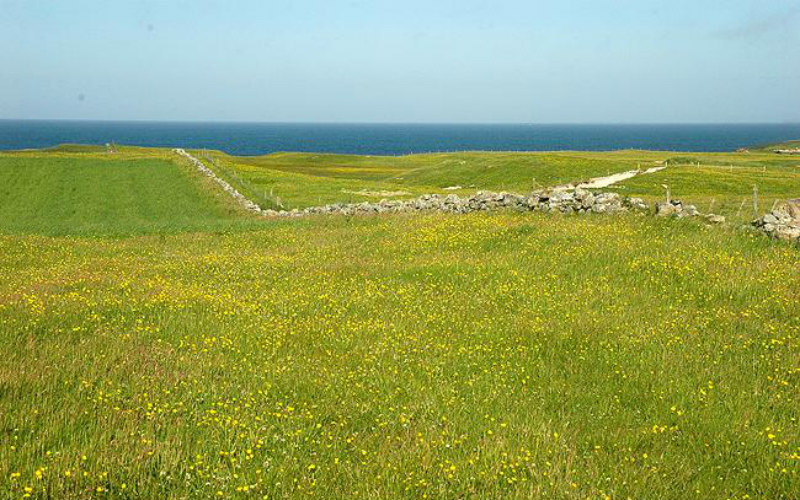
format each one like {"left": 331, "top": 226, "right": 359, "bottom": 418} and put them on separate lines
{"left": 0, "top": 148, "right": 257, "bottom": 236}
{"left": 0, "top": 145, "right": 797, "bottom": 499}
{"left": 619, "top": 162, "right": 800, "bottom": 224}
{"left": 196, "top": 148, "right": 800, "bottom": 222}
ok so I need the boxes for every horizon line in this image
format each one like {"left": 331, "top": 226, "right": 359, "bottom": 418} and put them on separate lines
{"left": 2, "top": 118, "right": 800, "bottom": 126}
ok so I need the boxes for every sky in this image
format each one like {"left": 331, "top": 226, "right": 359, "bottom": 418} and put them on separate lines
{"left": 1, "top": 0, "right": 798, "bottom": 123}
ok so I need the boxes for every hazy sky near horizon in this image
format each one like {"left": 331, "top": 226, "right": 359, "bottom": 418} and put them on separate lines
{"left": 1, "top": 0, "right": 798, "bottom": 123}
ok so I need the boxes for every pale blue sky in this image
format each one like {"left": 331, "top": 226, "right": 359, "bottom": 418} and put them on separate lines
{"left": 1, "top": 0, "right": 798, "bottom": 123}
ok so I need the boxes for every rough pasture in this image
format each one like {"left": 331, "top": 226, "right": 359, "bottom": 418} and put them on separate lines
{"left": 0, "top": 147, "right": 798, "bottom": 499}
{"left": 1, "top": 213, "right": 798, "bottom": 499}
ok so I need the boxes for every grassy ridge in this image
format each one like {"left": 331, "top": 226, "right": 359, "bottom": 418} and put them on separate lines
{"left": 4, "top": 145, "right": 796, "bottom": 220}
{"left": 1, "top": 213, "right": 798, "bottom": 499}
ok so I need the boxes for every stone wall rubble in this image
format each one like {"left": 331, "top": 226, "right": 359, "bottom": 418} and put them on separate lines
{"left": 752, "top": 200, "right": 800, "bottom": 242}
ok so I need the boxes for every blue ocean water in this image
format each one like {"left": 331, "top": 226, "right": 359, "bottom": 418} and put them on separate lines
{"left": 1, "top": 120, "right": 799, "bottom": 156}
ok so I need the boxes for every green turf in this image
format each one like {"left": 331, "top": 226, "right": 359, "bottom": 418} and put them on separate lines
{"left": 3, "top": 146, "right": 798, "bottom": 231}
{"left": 0, "top": 145, "right": 798, "bottom": 499}
{"left": 0, "top": 153, "right": 255, "bottom": 236}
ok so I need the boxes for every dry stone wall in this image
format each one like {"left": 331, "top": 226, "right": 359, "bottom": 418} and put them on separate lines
{"left": 262, "top": 189, "right": 648, "bottom": 217}
{"left": 174, "top": 148, "right": 263, "bottom": 214}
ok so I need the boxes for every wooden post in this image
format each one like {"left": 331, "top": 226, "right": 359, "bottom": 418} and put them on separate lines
{"left": 662, "top": 184, "right": 670, "bottom": 204}
{"left": 708, "top": 198, "right": 715, "bottom": 213}
{"left": 752, "top": 185, "right": 759, "bottom": 217}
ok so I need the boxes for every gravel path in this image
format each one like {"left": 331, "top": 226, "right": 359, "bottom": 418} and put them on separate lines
{"left": 555, "top": 166, "right": 666, "bottom": 191}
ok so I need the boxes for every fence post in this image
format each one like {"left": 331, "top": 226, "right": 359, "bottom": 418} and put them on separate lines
{"left": 752, "top": 185, "right": 759, "bottom": 218}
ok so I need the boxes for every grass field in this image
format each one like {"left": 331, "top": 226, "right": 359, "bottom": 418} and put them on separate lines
{"left": 193, "top": 148, "right": 800, "bottom": 219}
{"left": 616, "top": 161, "right": 800, "bottom": 224}
{"left": 193, "top": 149, "right": 658, "bottom": 209}
{"left": 0, "top": 148, "right": 257, "bottom": 236}
{"left": 0, "top": 146, "right": 798, "bottom": 499}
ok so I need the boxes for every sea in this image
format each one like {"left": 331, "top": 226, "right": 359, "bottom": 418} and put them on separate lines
{"left": 1, "top": 121, "right": 798, "bottom": 156}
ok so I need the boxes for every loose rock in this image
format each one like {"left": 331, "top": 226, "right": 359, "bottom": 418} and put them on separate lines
{"left": 752, "top": 200, "right": 800, "bottom": 242}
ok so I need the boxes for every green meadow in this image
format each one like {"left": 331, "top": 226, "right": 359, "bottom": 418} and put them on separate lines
{"left": 0, "top": 148, "right": 255, "bottom": 236}
{"left": 0, "top": 146, "right": 798, "bottom": 499}
{"left": 618, "top": 161, "right": 800, "bottom": 223}
{"left": 194, "top": 148, "right": 800, "bottom": 223}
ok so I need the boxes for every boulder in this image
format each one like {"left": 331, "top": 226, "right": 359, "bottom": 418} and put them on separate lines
{"left": 775, "top": 225, "right": 800, "bottom": 241}
{"left": 682, "top": 204, "right": 699, "bottom": 217}
{"left": 626, "top": 197, "right": 649, "bottom": 211}
{"left": 752, "top": 200, "right": 800, "bottom": 242}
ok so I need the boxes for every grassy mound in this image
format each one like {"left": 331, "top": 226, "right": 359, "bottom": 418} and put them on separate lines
{"left": 749, "top": 139, "right": 800, "bottom": 153}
